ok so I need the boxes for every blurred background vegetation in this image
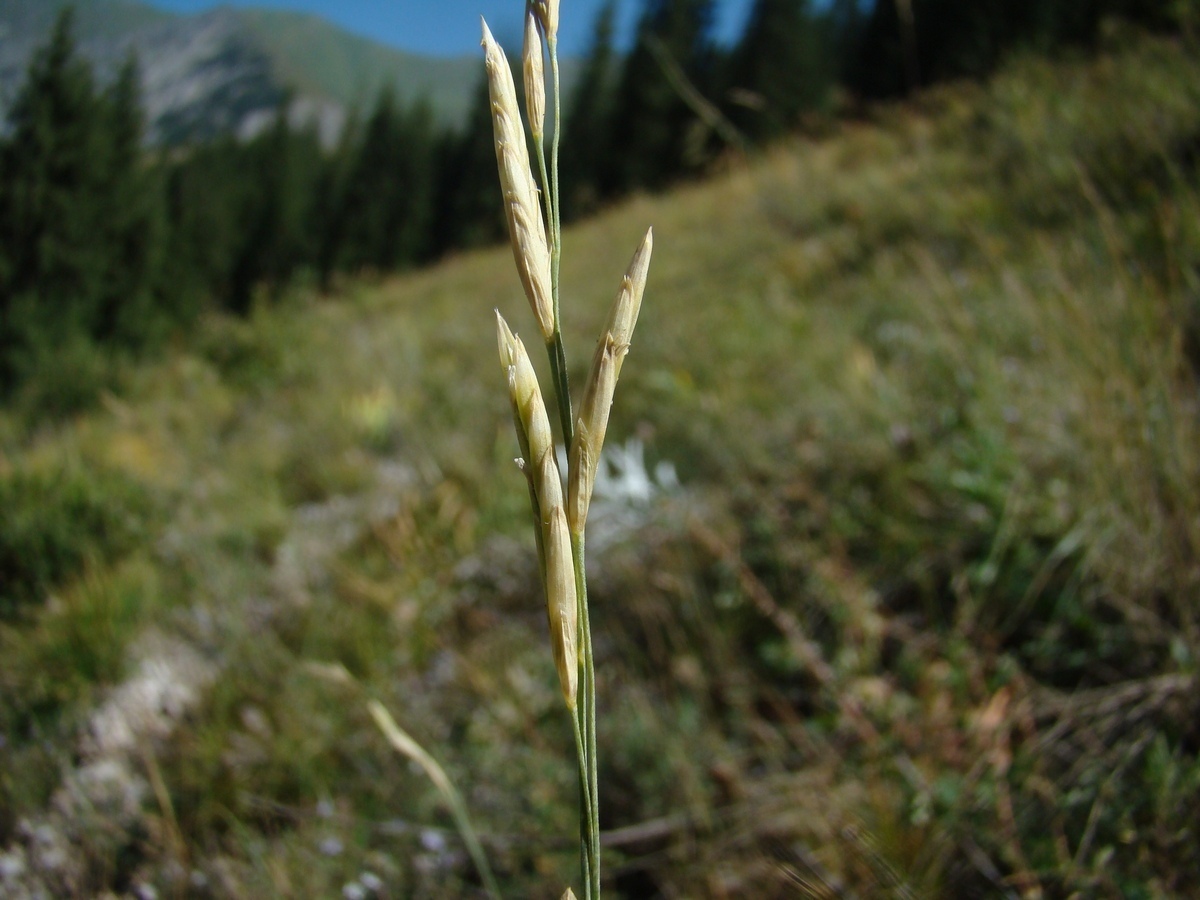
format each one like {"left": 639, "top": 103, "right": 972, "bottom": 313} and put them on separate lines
{"left": 2, "top": 1, "right": 1200, "bottom": 897}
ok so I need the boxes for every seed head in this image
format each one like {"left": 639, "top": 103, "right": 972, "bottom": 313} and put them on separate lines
{"left": 496, "top": 307, "right": 518, "bottom": 368}
{"left": 523, "top": 11, "right": 545, "bottom": 143}
{"left": 542, "top": 491, "right": 578, "bottom": 709}
{"left": 497, "top": 311, "right": 553, "bottom": 474}
{"left": 531, "top": 0, "right": 559, "bottom": 42}
{"left": 567, "top": 229, "right": 654, "bottom": 534}
{"left": 482, "top": 19, "right": 554, "bottom": 341}
{"left": 568, "top": 335, "right": 621, "bottom": 534}
{"left": 608, "top": 228, "right": 653, "bottom": 377}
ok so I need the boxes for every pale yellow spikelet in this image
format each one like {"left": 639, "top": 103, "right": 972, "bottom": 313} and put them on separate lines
{"left": 496, "top": 307, "right": 518, "bottom": 368}
{"left": 608, "top": 227, "right": 654, "bottom": 378}
{"left": 542, "top": 495, "right": 578, "bottom": 709}
{"left": 566, "top": 229, "right": 654, "bottom": 535}
{"left": 568, "top": 336, "right": 621, "bottom": 534}
{"left": 499, "top": 314, "right": 577, "bottom": 709}
{"left": 533, "top": 0, "right": 559, "bottom": 41}
{"left": 523, "top": 11, "right": 546, "bottom": 143}
{"left": 560, "top": 891, "right": 577, "bottom": 900}
{"left": 481, "top": 19, "right": 554, "bottom": 342}
{"left": 501, "top": 317, "right": 554, "bottom": 473}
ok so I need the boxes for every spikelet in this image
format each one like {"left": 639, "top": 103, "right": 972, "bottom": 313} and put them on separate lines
{"left": 482, "top": 20, "right": 554, "bottom": 342}
{"left": 497, "top": 311, "right": 553, "bottom": 476}
{"left": 567, "top": 228, "right": 654, "bottom": 535}
{"left": 523, "top": 11, "right": 545, "bottom": 144}
{"left": 496, "top": 307, "right": 519, "bottom": 368}
{"left": 608, "top": 227, "right": 654, "bottom": 375}
{"left": 560, "top": 891, "right": 578, "bottom": 900}
{"left": 540, "top": 460, "right": 578, "bottom": 709}
{"left": 497, "top": 312, "right": 577, "bottom": 709}
{"left": 531, "top": 0, "right": 559, "bottom": 42}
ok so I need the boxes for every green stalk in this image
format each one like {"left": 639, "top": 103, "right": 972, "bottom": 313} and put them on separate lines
{"left": 573, "top": 533, "right": 600, "bottom": 899}
{"left": 542, "top": 31, "right": 598, "bottom": 898}
{"left": 572, "top": 709, "right": 594, "bottom": 897}
{"left": 549, "top": 36, "right": 563, "bottom": 318}
{"left": 532, "top": 118, "right": 555, "bottom": 306}
{"left": 542, "top": 33, "right": 572, "bottom": 450}
{"left": 547, "top": 332, "right": 574, "bottom": 445}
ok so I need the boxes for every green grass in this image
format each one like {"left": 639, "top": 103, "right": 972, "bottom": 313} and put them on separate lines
{"left": 2, "top": 27, "right": 1199, "bottom": 898}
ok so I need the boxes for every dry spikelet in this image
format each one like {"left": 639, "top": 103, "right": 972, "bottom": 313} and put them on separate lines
{"left": 560, "top": 891, "right": 578, "bottom": 900}
{"left": 523, "top": 11, "right": 545, "bottom": 143}
{"left": 496, "top": 307, "right": 518, "bottom": 368}
{"left": 497, "top": 311, "right": 553, "bottom": 475}
{"left": 542, "top": 495, "right": 578, "bottom": 708}
{"left": 482, "top": 20, "right": 554, "bottom": 342}
{"left": 568, "top": 336, "right": 621, "bottom": 534}
{"left": 609, "top": 227, "right": 653, "bottom": 376}
{"left": 532, "top": 0, "right": 559, "bottom": 41}
{"left": 498, "top": 312, "right": 577, "bottom": 709}
{"left": 567, "top": 228, "right": 654, "bottom": 534}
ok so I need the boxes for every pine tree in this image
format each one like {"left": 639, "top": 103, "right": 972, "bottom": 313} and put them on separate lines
{"left": 0, "top": 9, "right": 162, "bottom": 389}
{"left": 561, "top": 0, "right": 618, "bottom": 219}
{"left": 844, "top": 0, "right": 1178, "bottom": 101}
{"left": 601, "top": 0, "right": 718, "bottom": 196}
{"left": 725, "top": 0, "right": 832, "bottom": 143}
{"left": 430, "top": 72, "right": 506, "bottom": 256}
{"left": 229, "top": 104, "right": 324, "bottom": 308}
{"left": 334, "top": 88, "right": 437, "bottom": 274}
{"left": 95, "top": 53, "right": 164, "bottom": 346}
{"left": 0, "top": 9, "right": 105, "bottom": 372}
{"left": 160, "top": 136, "right": 254, "bottom": 315}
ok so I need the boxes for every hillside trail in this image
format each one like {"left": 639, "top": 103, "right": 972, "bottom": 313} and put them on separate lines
{"left": 0, "top": 457, "right": 416, "bottom": 897}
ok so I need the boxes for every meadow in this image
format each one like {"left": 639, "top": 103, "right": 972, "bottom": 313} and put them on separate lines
{"left": 2, "top": 26, "right": 1199, "bottom": 898}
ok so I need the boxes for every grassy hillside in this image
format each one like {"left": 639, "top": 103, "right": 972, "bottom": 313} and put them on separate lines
{"left": 2, "top": 28, "right": 1200, "bottom": 898}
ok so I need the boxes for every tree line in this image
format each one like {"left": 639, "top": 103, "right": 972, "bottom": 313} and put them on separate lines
{"left": 0, "top": 1, "right": 1181, "bottom": 403}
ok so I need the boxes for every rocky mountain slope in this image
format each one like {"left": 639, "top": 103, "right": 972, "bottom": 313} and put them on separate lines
{"left": 0, "top": 0, "right": 477, "bottom": 144}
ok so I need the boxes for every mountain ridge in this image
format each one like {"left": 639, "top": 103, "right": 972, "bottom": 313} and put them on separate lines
{"left": 0, "top": 0, "right": 480, "bottom": 144}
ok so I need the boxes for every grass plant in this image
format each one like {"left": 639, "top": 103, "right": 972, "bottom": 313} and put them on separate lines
{"left": 2, "top": 23, "right": 1199, "bottom": 899}
{"left": 405, "top": 7, "right": 648, "bottom": 895}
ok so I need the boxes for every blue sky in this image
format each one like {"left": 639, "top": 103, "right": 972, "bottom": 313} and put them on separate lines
{"left": 143, "top": 1, "right": 758, "bottom": 58}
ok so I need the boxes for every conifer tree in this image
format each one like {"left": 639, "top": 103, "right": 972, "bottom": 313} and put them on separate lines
{"left": 96, "top": 54, "right": 164, "bottom": 346}
{"left": 561, "top": 0, "right": 618, "bottom": 219}
{"left": 0, "top": 10, "right": 161, "bottom": 388}
{"left": 601, "top": 0, "right": 719, "bottom": 195}
{"left": 725, "top": 0, "right": 832, "bottom": 143}
{"left": 229, "top": 105, "right": 324, "bottom": 308}
{"left": 0, "top": 9, "right": 104, "bottom": 374}
{"left": 335, "top": 88, "right": 436, "bottom": 274}
{"left": 160, "top": 135, "right": 254, "bottom": 315}
{"left": 844, "top": 0, "right": 1177, "bottom": 100}
{"left": 430, "top": 73, "right": 506, "bottom": 255}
